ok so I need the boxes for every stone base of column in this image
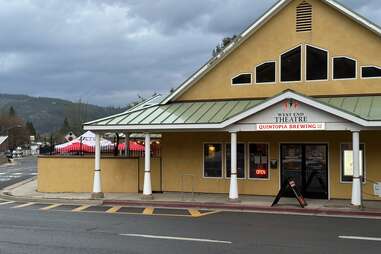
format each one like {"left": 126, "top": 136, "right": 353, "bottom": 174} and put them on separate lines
{"left": 228, "top": 198, "right": 241, "bottom": 203}
{"left": 141, "top": 194, "right": 154, "bottom": 200}
{"left": 91, "top": 192, "right": 104, "bottom": 199}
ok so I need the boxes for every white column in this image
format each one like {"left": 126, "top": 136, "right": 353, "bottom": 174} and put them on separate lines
{"left": 351, "top": 131, "right": 362, "bottom": 206}
{"left": 92, "top": 133, "right": 104, "bottom": 198}
{"left": 143, "top": 133, "right": 152, "bottom": 198}
{"left": 229, "top": 132, "right": 239, "bottom": 201}
{"left": 124, "top": 133, "right": 129, "bottom": 157}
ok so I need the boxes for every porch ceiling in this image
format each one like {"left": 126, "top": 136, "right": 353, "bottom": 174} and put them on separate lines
{"left": 84, "top": 91, "right": 381, "bottom": 130}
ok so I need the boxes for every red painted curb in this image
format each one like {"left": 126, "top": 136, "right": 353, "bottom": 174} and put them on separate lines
{"left": 103, "top": 200, "right": 381, "bottom": 218}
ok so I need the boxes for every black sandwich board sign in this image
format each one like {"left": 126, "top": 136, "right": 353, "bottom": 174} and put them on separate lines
{"left": 271, "top": 177, "right": 307, "bottom": 208}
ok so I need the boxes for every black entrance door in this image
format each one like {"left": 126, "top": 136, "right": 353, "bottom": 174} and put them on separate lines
{"left": 281, "top": 144, "right": 328, "bottom": 199}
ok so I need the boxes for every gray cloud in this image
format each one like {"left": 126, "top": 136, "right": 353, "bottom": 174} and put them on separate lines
{"left": 0, "top": 0, "right": 380, "bottom": 106}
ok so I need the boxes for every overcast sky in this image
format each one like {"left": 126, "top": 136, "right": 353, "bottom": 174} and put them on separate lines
{"left": 0, "top": 0, "right": 380, "bottom": 106}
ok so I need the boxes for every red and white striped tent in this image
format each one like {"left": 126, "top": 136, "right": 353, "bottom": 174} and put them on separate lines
{"left": 55, "top": 131, "right": 113, "bottom": 154}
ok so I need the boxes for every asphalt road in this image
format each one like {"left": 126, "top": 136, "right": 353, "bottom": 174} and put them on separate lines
{"left": 0, "top": 157, "right": 380, "bottom": 253}
{"left": 0, "top": 156, "right": 37, "bottom": 189}
{"left": 0, "top": 201, "right": 380, "bottom": 254}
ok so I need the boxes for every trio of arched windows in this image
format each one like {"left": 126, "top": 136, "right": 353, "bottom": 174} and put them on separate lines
{"left": 232, "top": 45, "right": 381, "bottom": 85}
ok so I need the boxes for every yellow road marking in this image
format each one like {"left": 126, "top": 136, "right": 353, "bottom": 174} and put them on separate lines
{"left": 0, "top": 201, "right": 15, "bottom": 206}
{"left": 72, "top": 205, "right": 91, "bottom": 212}
{"left": 197, "top": 210, "right": 220, "bottom": 217}
{"left": 143, "top": 207, "right": 154, "bottom": 215}
{"left": 188, "top": 209, "right": 202, "bottom": 217}
{"left": 12, "top": 202, "right": 35, "bottom": 208}
{"left": 106, "top": 206, "right": 122, "bottom": 213}
{"left": 40, "top": 204, "right": 62, "bottom": 210}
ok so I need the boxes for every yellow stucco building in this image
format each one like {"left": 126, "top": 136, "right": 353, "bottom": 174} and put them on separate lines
{"left": 39, "top": 0, "right": 381, "bottom": 204}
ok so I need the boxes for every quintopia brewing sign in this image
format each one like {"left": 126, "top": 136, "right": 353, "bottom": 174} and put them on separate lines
{"left": 256, "top": 100, "right": 326, "bottom": 131}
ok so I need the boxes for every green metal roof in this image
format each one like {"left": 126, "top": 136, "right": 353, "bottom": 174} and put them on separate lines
{"left": 316, "top": 96, "right": 381, "bottom": 121}
{"left": 85, "top": 93, "right": 381, "bottom": 128}
{"left": 86, "top": 99, "right": 264, "bottom": 126}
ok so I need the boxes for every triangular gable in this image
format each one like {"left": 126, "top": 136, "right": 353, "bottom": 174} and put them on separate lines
{"left": 162, "top": 0, "right": 381, "bottom": 104}
{"left": 223, "top": 90, "right": 372, "bottom": 128}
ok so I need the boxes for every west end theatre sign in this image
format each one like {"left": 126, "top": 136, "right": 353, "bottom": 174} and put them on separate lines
{"left": 255, "top": 100, "right": 326, "bottom": 131}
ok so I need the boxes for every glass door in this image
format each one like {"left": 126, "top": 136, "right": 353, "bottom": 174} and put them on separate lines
{"left": 304, "top": 145, "right": 328, "bottom": 199}
{"left": 281, "top": 144, "right": 328, "bottom": 199}
{"left": 281, "top": 144, "right": 303, "bottom": 197}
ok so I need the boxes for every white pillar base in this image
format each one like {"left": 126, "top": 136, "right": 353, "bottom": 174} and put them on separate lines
{"left": 143, "top": 171, "right": 152, "bottom": 197}
{"left": 229, "top": 174, "right": 239, "bottom": 201}
{"left": 351, "top": 177, "right": 362, "bottom": 206}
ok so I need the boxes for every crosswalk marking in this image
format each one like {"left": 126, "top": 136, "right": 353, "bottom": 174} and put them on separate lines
{"left": 143, "top": 207, "right": 154, "bottom": 215}
{"left": 0, "top": 200, "right": 218, "bottom": 218}
{"left": 40, "top": 204, "right": 62, "bottom": 210}
{"left": 106, "top": 206, "right": 122, "bottom": 213}
{"left": 188, "top": 209, "right": 202, "bottom": 217}
{"left": 72, "top": 205, "right": 91, "bottom": 212}
{"left": 12, "top": 202, "right": 35, "bottom": 208}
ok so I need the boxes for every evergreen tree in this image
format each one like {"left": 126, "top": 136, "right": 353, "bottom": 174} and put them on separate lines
{"left": 61, "top": 117, "right": 71, "bottom": 134}
{"left": 8, "top": 106, "right": 16, "bottom": 118}
{"left": 26, "top": 121, "right": 37, "bottom": 136}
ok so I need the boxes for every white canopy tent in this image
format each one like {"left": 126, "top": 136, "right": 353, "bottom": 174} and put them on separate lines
{"left": 55, "top": 131, "right": 113, "bottom": 153}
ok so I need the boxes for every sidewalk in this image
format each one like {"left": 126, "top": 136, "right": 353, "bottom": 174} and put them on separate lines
{"left": 2, "top": 178, "right": 381, "bottom": 218}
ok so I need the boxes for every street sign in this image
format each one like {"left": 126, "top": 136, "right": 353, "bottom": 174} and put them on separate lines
{"left": 65, "top": 132, "right": 76, "bottom": 142}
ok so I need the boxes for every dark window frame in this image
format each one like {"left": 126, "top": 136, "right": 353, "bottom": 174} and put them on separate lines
{"left": 231, "top": 73, "right": 252, "bottom": 85}
{"left": 332, "top": 56, "right": 357, "bottom": 80}
{"left": 203, "top": 143, "right": 223, "bottom": 178}
{"left": 361, "top": 66, "right": 381, "bottom": 79}
{"left": 248, "top": 143, "right": 270, "bottom": 180}
{"left": 340, "top": 143, "right": 366, "bottom": 183}
{"left": 280, "top": 45, "right": 302, "bottom": 83}
{"left": 255, "top": 61, "right": 276, "bottom": 84}
{"left": 225, "top": 143, "right": 246, "bottom": 179}
{"left": 305, "top": 45, "right": 328, "bottom": 81}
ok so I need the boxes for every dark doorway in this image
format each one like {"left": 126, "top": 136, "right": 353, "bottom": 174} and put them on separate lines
{"left": 281, "top": 144, "right": 328, "bottom": 199}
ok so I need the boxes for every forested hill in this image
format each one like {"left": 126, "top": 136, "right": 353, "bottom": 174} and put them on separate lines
{"left": 0, "top": 93, "right": 126, "bottom": 135}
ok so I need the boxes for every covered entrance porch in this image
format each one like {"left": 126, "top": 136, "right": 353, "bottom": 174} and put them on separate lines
{"left": 83, "top": 90, "right": 381, "bottom": 206}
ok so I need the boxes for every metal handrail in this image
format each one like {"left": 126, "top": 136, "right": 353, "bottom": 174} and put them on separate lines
{"left": 181, "top": 174, "right": 195, "bottom": 201}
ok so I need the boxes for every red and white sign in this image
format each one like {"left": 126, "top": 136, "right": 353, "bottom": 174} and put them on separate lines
{"left": 256, "top": 123, "right": 325, "bottom": 131}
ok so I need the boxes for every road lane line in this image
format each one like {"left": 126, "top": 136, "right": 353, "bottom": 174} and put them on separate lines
{"left": 11, "top": 202, "right": 35, "bottom": 208}
{"left": 188, "top": 209, "right": 201, "bottom": 217}
{"left": 339, "top": 236, "right": 381, "bottom": 242}
{"left": 0, "top": 201, "right": 15, "bottom": 205}
{"left": 120, "top": 234, "right": 232, "bottom": 244}
{"left": 106, "top": 206, "right": 122, "bottom": 213}
{"left": 143, "top": 207, "right": 154, "bottom": 215}
{"left": 40, "top": 204, "right": 62, "bottom": 210}
{"left": 72, "top": 205, "right": 91, "bottom": 212}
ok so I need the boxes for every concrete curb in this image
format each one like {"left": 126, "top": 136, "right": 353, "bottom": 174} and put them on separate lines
{"left": 0, "top": 178, "right": 102, "bottom": 205}
{"left": 103, "top": 200, "right": 381, "bottom": 219}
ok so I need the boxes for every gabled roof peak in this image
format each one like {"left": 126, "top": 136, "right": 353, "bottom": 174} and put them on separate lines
{"left": 162, "top": 0, "right": 381, "bottom": 104}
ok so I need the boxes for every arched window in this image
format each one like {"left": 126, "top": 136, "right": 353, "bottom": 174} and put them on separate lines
{"left": 333, "top": 57, "right": 356, "bottom": 80}
{"left": 281, "top": 46, "right": 301, "bottom": 82}
{"left": 306, "top": 45, "right": 328, "bottom": 81}
{"left": 231, "top": 73, "right": 252, "bottom": 85}
{"left": 256, "top": 62, "right": 276, "bottom": 83}
{"left": 362, "top": 66, "right": 381, "bottom": 78}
